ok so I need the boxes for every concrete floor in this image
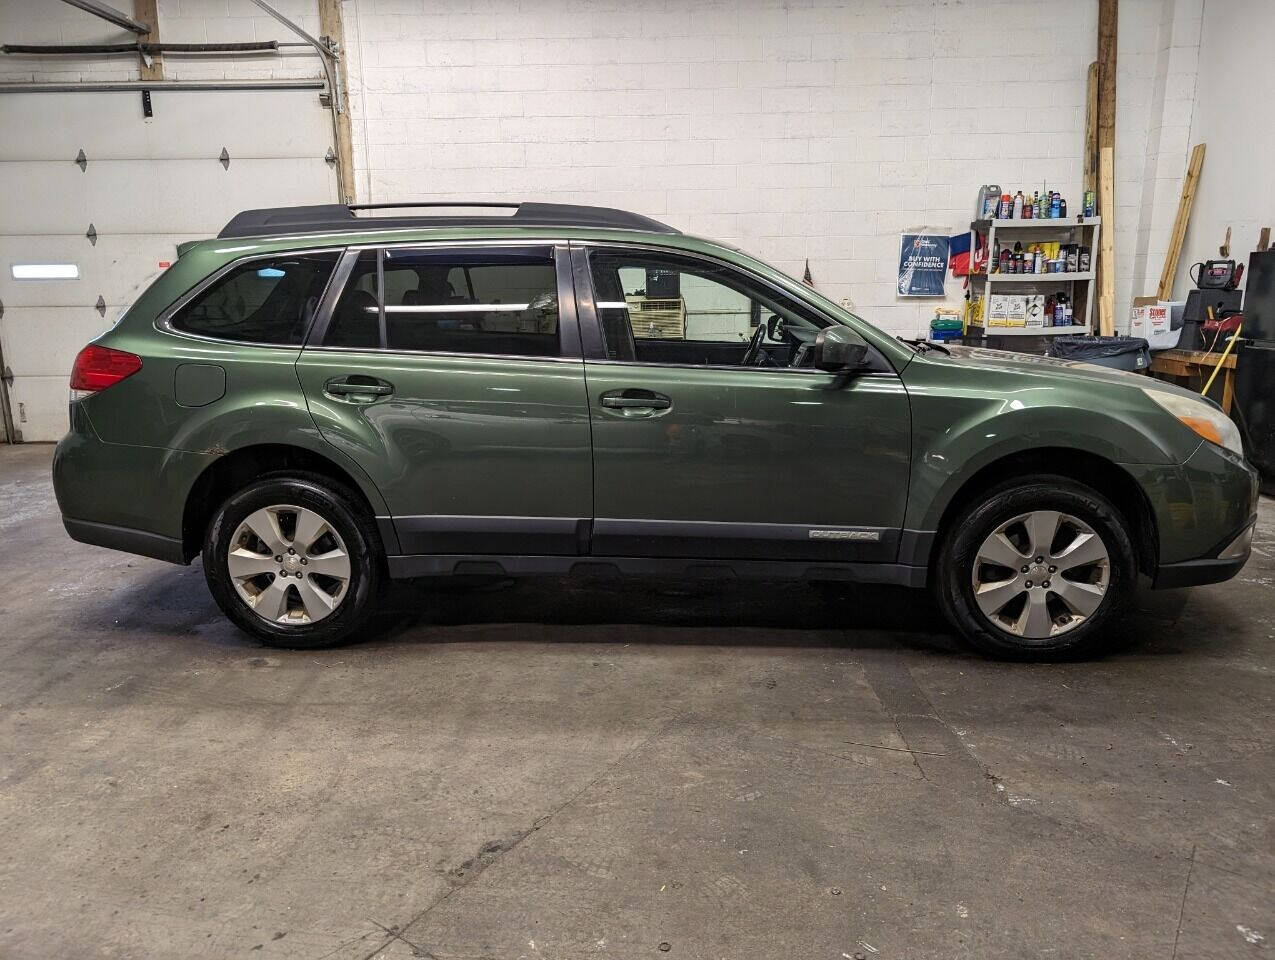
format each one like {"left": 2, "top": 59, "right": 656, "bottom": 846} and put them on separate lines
{"left": 1, "top": 443, "right": 1272, "bottom": 960}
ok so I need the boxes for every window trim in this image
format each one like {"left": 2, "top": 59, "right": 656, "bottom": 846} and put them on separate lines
{"left": 156, "top": 247, "right": 345, "bottom": 348}
{"left": 571, "top": 241, "right": 896, "bottom": 376}
{"left": 303, "top": 239, "right": 582, "bottom": 362}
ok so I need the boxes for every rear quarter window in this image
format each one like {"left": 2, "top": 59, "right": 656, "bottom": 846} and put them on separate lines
{"left": 170, "top": 251, "right": 340, "bottom": 345}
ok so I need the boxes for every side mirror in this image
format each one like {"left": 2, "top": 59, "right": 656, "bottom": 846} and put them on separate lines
{"left": 812, "top": 326, "right": 869, "bottom": 373}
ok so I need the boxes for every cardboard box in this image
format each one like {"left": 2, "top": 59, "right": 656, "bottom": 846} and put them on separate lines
{"left": 1005, "top": 295, "right": 1027, "bottom": 327}
{"left": 987, "top": 294, "right": 1009, "bottom": 327}
{"left": 1025, "top": 295, "right": 1046, "bottom": 327}
{"left": 1129, "top": 302, "right": 1181, "bottom": 350}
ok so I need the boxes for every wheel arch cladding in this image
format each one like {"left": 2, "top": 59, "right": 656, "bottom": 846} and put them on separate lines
{"left": 925, "top": 447, "right": 1160, "bottom": 578}
{"left": 181, "top": 443, "right": 393, "bottom": 562}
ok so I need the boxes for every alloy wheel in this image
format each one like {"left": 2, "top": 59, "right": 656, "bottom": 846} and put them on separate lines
{"left": 227, "top": 504, "right": 351, "bottom": 624}
{"left": 970, "top": 510, "right": 1110, "bottom": 640}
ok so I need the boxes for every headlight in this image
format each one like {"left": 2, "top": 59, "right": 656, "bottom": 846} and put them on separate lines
{"left": 1143, "top": 388, "right": 1243, "bottom": 457}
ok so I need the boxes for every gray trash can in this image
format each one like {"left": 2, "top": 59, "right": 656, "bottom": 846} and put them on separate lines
{"left": 1046, "top": 335, "right": 1151, "bottom": 372}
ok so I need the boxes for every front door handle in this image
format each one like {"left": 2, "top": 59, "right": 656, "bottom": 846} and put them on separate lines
{"left": 325, "top": 375, "right": 394, "bottom": 402}
{"left": 600, "top": 390, "right": 672, "bottom": 411}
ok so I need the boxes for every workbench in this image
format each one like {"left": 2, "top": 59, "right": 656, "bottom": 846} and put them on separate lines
{"left": 1148, "top": 348, "right": 1238, "bottom": 414}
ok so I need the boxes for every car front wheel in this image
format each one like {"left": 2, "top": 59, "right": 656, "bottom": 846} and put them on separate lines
{"left": 203, "top": 473, "right": 385, "bottom": 649}
{"left": 935, "top": 476, "right": 1137, "bottom": 659}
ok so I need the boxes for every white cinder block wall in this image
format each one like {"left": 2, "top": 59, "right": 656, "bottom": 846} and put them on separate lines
{"left": 344, "top": 0, "right": 1203, "bottom": 334}
{"left": 1, "top": 0, "right": 1211, "bottom": 334}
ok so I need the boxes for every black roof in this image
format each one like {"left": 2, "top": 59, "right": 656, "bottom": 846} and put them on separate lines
{"left": 217, "top": 202, "right": 679, "bottom": 239}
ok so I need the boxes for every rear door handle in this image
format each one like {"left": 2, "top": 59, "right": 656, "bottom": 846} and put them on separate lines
{"left": 600, "top": 390, "right": 671, "bottom": 410}
{"left": 325, "top": 375, "right": 394, "bottom": 401}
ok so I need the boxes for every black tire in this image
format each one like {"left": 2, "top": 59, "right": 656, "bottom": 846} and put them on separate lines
{"left": 934, "top": 475, "right": 1136, "bottom": 660}
{"left": 202, "top": 472, "right": 385, "bottom": 649}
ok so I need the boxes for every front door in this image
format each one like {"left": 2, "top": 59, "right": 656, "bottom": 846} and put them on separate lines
{"left": 296, "top": 242, "right": 592, "bottom": 556}
{"left": 574, "top": 244, "right": 911, "bottom": 563}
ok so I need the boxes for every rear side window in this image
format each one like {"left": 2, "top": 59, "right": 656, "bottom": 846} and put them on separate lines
{"left": 324, "top": 246, "right": 561, "bottom": 357}
{"left": 171, "top": 252, "right": 340, "bottom": 345}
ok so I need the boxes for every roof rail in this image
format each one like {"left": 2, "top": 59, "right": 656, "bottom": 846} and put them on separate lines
{"left": 217, "top": 202, "right": 679, "bottom": 239}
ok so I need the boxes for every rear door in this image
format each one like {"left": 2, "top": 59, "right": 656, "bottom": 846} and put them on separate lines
{"left": 573, "top": 243, "right": 912, "bottom": 563}
{"left": 295, "top": 242, "right": 592, "bottom": 556}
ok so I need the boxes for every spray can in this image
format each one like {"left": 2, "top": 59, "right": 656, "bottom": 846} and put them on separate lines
{"left": 999, "top": 194, "right": 1012, "bottom": 219}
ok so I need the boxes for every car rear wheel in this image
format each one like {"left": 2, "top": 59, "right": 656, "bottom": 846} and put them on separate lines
{"left": 203, "top": 473, "right": 384, "bottom": 649}
{"left": 935, "top": 476, "right": 1137, "bottom": 659}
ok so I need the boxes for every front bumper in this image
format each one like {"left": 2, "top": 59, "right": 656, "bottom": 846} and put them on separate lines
{"left": 1142, "top": 441, "right": 1259, "bottom": 590}
{"left": 1154, "top": 519, "right": 1255, "bottom": 588}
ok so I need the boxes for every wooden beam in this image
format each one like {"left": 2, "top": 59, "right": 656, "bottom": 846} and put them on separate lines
{"left": 1098, "top": 146, "right": 1115, "bottom": 335}
{"left": 1157, "top": 143, "right": 1205, "bottom": 301}
{"left": 318, "top": 0, "right": 356, "bottom": 204}
{"left": 134, "top": 0, "right": 162, "bottom": 82}
{"left": 1259, "top": 227, "right": 1270, "bottom": 252}
{"left": 1084, "top": 61, "right": 1099, "bottom": 195}
{"left": 1097, "top": 0, "right": 1117, "bottom": 152}
{"left": 1096, "top": 0, "right": 1117, "bottom": 335}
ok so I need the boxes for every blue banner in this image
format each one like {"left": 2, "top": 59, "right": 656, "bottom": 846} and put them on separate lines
{"left": 898, "top": 233, "right": 950, "bottom": 297}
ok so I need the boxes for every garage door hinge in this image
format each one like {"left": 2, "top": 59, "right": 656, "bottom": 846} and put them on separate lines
{"left": 86, "top": 223, "right": 97, "bottom": 246}
{"left": 325, "top": 146, "right": 336, "bottom": 166}
{"left": 75, "top": 148, "right": 87, "bottom": 172}
{"left": 2, "top": 367, "right": 12, "bottom": 388}
{"left": 96, "top": 295, "right": 106, "bottom": 318}
{"left": 219, "top": 147, "right": 230, "bottom": 170}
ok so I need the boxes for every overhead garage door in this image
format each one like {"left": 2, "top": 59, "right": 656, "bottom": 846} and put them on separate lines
{"left": 0, "top": 87, "right": 337, "bottom": 442}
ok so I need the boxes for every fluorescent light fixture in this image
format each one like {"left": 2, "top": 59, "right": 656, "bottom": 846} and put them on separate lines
{"left": 12, "top": 263, "right": 79, "bottom": 280}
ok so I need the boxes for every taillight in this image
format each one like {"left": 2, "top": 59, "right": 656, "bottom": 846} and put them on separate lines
{"left": 70, "top": 344, "right": 142, "bottom": 396}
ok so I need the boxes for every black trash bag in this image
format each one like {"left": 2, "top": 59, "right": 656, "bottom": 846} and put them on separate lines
{"left": 1046, "top": 335, "right": 1151, "bottom": 371}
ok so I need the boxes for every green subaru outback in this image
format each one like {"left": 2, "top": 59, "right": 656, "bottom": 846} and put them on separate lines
{"left": 53, "top": 202, "right": 1257, "bottom": 658}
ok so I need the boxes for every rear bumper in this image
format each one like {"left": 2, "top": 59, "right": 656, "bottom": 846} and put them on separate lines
{"left": 62, "top": 517, "right": 186, "bottom": 564}
{"left": 53, "top": 401, "right": 210, "bottom": 563}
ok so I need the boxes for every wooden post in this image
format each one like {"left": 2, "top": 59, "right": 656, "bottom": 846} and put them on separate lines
{"left": 1157, "top": 143, "right": 1205, "bottom": 301}
{"left": 318, "top": 0, "right": 356, "bottom": 204}
{"left": 1099, "top": 146, "right": 1116, "bottom": 335}
{"left": 1084, "top": 61, "right": 1099, "bottom": 195}
{"left": 134, "top": 0, "right": 162, "bottom": 82}
{"left": 1096, "top": 0, "right": 1117, "bottom": 335}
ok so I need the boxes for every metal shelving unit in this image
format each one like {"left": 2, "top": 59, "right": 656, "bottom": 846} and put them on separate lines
{"left": 967, "top": 216, "right": 1101, "bottom": 337}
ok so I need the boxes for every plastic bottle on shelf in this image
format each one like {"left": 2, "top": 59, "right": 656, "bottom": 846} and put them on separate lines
{"left": 1059, "top": 197, "right": 1067, "bottom": 219}
{"left": 1050, "top": 193, "right": 1062, "bottom": 218}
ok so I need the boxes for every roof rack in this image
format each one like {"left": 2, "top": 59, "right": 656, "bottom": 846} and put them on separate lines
{"left": 217, "top": 202, "right": 679, "bottom": 239}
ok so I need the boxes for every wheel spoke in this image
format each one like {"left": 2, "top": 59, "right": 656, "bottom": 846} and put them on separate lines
{"left": 1051, "top": 531, "right": 1108, "bottom": 572}
{"left": 1051, "top": 577, "right": 1105, "bottom": 617}
{"left": 977, "top": 532, "right": 1027, "bottom": 569}
{"left": 243, "top": 508, "right": 288, "bottom": 555}
{"left": 252, "top": 578, "right": 292, "bottom": 621}
{"left": 1013, "top": 590, "right": 1056, "bottom": 638}
{"left": 973, "top": 577, "right": 1024, "bottom": 619}
{"left": 297, "top": 578, "right": 336, "bottom": 620}
{"left": 293, "top": 508, "right": 331, "bottom": 556}
{"left": 306, "top": 549, "right": 350, "bottom": 580}
{"left": 226, "top": 548, "right": 278, "bottom": 580}
{"left": 1024, "top": 510, "right": 1061, "bottom": 558}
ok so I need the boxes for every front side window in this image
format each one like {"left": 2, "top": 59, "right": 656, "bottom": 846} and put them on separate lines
{"left": 171, "top": 252, "right": 339, "bottom": 345}
{"left": 324, "top": 247, "right": 561, "bottom": 357}
{"left": 587, "top": 249, "right": 829, "bottom": 367}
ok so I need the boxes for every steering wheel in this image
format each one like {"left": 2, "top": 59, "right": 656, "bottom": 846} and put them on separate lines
{"left": 740, "top": 321, "right": 768, "bottom": 366}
